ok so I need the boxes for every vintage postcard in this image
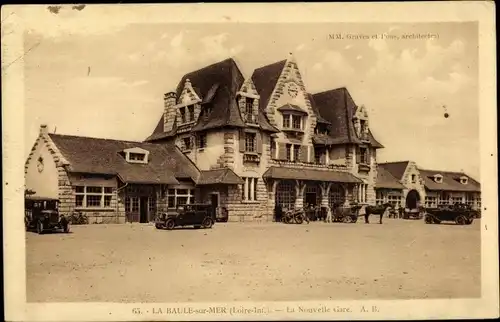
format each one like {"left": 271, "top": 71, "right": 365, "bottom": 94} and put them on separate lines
{"left": 2, "top": 2, "right": 498, "bottom": 321}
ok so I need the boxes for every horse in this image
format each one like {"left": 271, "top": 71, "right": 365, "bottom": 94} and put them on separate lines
{"left": 364, "top": 203, "right": 393, "bottom": 224}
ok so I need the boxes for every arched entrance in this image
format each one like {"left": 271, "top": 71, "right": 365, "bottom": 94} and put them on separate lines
{"left": 406, "top": 190, "right": 421, "bottom": 209}
{"left": 275, "top": 180, "right": 296, "bottom": 211}
{"left": 303, "top": 182, "right": 322, "bottom": 208}
{"left": 329, "top": 184, "right": 346, "bottom": 209}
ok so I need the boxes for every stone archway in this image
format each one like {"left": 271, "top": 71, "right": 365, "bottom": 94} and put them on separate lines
{"left": 275, "top": 180, "right": 296, "bottom": 212}
{"left": 329, "top": 184, "right": 346, "bottom": 209}
{"left": 303, "top": 182, "right": 322, "bottom": 208}
{"left": 406, "top": 189, "right": 421, "bottom": 209}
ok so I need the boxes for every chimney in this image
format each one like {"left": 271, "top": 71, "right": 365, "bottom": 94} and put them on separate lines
{"left": 40, "top": 124, "right": 48, "bottom": 135}
{"left": 163, "top": 92, "right": 177, "bottom": 132}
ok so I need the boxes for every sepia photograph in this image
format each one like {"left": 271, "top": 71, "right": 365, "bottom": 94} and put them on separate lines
{"left": 2, "top": 2, "right": 498, "bottom": 321}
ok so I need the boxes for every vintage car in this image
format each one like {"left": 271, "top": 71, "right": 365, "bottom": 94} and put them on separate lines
{"left": 424, "top": 203, "right": 477, "bottom": 225}
{"left": 25, "top": 196, "right": 70, "bottom": 234}
{"left": 155, "top": 203, "right": 215, "bottom": 230}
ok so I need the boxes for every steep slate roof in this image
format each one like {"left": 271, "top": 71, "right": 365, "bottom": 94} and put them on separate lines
{"left": 378, "top": 161, "right": 410, "bottom": 181}
{"left": 375, "top": 166, "right": 405, "bottom": 189}
{"left": 147, "top": 58, "right": 278, "bottom": 142}
{"left": 312, "top": 88, "right": 384, "bottom": 148}
{"left": 307, "top": 93, "right": 330, "bottom": 125}
{"left": 49, "top": 134, "right": 200, "bottom": 184}
{"left": 251, "top": 59, "right": 287, "bottom": 112}
{"left": 418, "top": 169, "right": 481, "bottom": 192}
{"left": 198, "top": 168, "right": 244, "bottom": 185}
{"left": 263, "top": 166, "right": 362, "bottom": 183}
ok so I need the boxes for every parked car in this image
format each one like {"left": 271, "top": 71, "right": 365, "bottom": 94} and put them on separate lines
{"left": 424, "top": 203, "right": 477, "bottom": 225}
{"left": 155, "top": 203, "right": 215, "bottom": 230}
{"left": 25, "top": 196, "right": 70, "bottom": 234}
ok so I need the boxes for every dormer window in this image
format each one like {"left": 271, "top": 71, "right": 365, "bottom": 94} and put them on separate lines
{"left": 123, "top": 147, "right": 149, "bottom": 164}
{"left": 282, "top": 113, "right": 303, "bottom": 130}
{"left": 183, "top": 137, "right": 192, "bottom": 151}
{"left": 433, "top": 174, "right": 443, "bottom": 183}
{"left": 245, "top": 98, "right": 255, "bottom": 123}
{"left": 460, "top": 176, "right": 468, "bottom": 185}
{"left": 180, "top": 107, "right": 187, "bottom": 123}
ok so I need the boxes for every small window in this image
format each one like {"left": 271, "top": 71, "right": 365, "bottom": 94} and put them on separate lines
{"left": 411, "top": 174, "right": 416, "bottom": 183}
{"left": 245, "top": 133, "right": 256, "bottom": 152}
{"left": 292, "top": 115, "right": 301, "bottom": 129}
{"left": 359, "top": 148, "right": 368, "bottom": 164}
{"left": 129, "top": 153, "right": 146, "bottom": 162}
{"left": 245, "top": 98, "right": 254, "bottom": 122}
{"left": 283, "top": 114, "right": 291, "bottom": 128}
{"left": 197, "top": 133, "right": 207, "bottom": 149}
{"left": 104, "top": 195, "right": 112, "bottom": 207}
{"left": 286, "top": 144, "right": 292, "bottom": 161}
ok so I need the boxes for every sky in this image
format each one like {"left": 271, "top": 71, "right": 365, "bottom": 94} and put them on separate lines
{"left": 21, "top": 11, "right": 479, "bottom": 179}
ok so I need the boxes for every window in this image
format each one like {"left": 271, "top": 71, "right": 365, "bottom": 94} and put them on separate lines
{"left": 131, "top": 197, "right": 139, "bottom": 212}
{"left": 283, "top": 114, "right": 291, "bottom": 128}
{"left": 438, "top": 192, "right": 449, "bottom": 206}
{"left": 388, "top": 194, "right": 401, "bottom": 208}
{"left": 359, "top": 147, "right": 368, "bottom": 164}
{"left": 411, "top": 174, "right": 416, "bottom": 183}
{"left": 360, "top": 120, "right": 367, "bottom": 135}
{"left": 286, "top": 144, "right": 292, "bottom": 161}
{"left": 129, "top": 153, "right": 146, "bottom": 162}
{"left": 245, "top": 98, "right": 254, "bottom": 123}
{"left": 465, "top": 193, "right": 474, "bottom": 207}
{"left": 314, "top": 148, "right": 321, "bottom": 164}
{"left": 434, "top": 174, "right": 443, "bottom": 183}
{"left": 188, "top": 105, "right": 195, "bottom": 122}
{"left": 376, "top": 190, "right": 385, "bottom": 205}
{"left": 197, "top": 133, "right": 207, "bottom": 149}
{"left": 270, "top": 139, "right": 277, "bottom": 159}
{"left": 451, "top": 196, "right": 463, "bottom": 205}
{"left": 329, "top": 184, "right": 345, "bottom": 209}
{"left": 292, "top": 115, "right": 301, "bottom": 129}
{"left": 293, "top": 144, "right": 300, "bottom": 162}
{"left": 245, "top": 133, "right": 256, "bottom": 152}
{"left": 242, "top": 177, "right": 258, "bottom": 201}
{"left": 148, "top": 197, "right": 156, "bottom": 214}
{"left": 180, "top": 107, "right": 187, "bottom": 123}
{"left": 166, "top": 188, "right": 194, "bottom": 208}
{"left": 425, "top": 196, "right": 437, "bottom": 208}
{"left": 75, "top": 185, "right": 114, "bottom": 208}
{"left": 183, "top": 137, "right": 192, "bottom": 150}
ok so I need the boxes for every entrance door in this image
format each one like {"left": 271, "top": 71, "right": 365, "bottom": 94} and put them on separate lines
{"left": 139, "top": 197, "right": 149, "bottom": 223}
{"left": 210, "top": 194, "right": 219, "bottom": 220}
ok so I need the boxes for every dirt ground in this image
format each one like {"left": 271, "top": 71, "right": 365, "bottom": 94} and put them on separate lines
{"left": 26, "top": 218, "right": 481, "bottom": 302}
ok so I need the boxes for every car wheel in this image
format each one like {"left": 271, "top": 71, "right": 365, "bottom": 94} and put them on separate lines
{"left": 295, "top": 215, "right": 304, "bottom": 225}
{"left": 37, "top": 221, "right": 44, "bottom": 235}
{"left": 343, "top": 215, "right": 353, "bottom": 223}
{"left": 466, "top": 218, "right": 473, "bottom": 225}
{"left": 155, "top": 223, "right": 164, "bottom": 230}
{"left": 425, "top": 216, "right": 433, "bottom": 224}
{"left": 202, "top": 217, "right": 214, "bottom": 229}
{"left": 455, "top": 215, "right": 467, "bottom": 225}
{"left": 165, "top": 219, "right": 175, "bottom": 230}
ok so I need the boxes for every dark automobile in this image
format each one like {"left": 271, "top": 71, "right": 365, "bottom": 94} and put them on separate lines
{"left": 25, "top": 196, "right": 70, "bottom": 234}
{"left": 424, "top": 203, "right": 478, "bottom": 225}
{"left": 155, "top": 203, "right": 215, "bottom": 230}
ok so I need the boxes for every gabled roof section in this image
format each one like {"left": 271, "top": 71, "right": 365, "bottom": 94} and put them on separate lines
{"left": 197, "top": 168, "right": 244, "bottom": 185}
{"left": 312, "top": 87, "right": 383, "bottom": 148}
{"left": 378, "top": 161, "right": 410, "bottom": 181}
{"left": 308, "top": 93, "right": 330, "bottom": 125}
{"left": 418, "top": 169, "right": 481, "bottom": 192}
{"left": 277, "top": 103, "right": 308, "bottom": 115}
{"left": 49, "top": 133, "right": 200, "bottom": 184}
{"left": 178, "top": 58, "right": 245, "bottom": 132}
{"left": 251, "top": 59, "right": 287, "bottom": 111}
{"left": 375, "top": 166, "right": 405, "bottom": 190}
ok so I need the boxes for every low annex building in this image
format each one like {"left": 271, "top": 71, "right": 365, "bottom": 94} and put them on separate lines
{"left": 375, "top": 161, "right": 481, "bottom": 211}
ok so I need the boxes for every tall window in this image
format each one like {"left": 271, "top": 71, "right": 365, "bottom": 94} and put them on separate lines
{"left": 293, "top": 144, "right": 300, "bottom": 162}
{"left": 125, "top": 196, "right": 139, "bottom": 213}
{"left": 75, "top": 186, "right": 114, "bottom": 208}
{"left": 329, "top": 184, "right": 345, "bottom": 209}
{"left": 359, "top": 147, "right": 368, "bottom": 164}
{"left": 283, "top": 114, "right": 291, "bottom": 128}
{"left": 270, "top": 139, "right": 277, "bottom": 159}
{"left": 188, "top": 105, "right": 195, "bottom": 122}
{"left": 411, "top": 174, "right": 416, "bottom": 183}
{"left": 167, "top": 188, "right": 194, "bottom": 208}
{"left": 438, "top": 192, "right": 449, "bottom": 206}
{"left": 197, "top": 133, "right": 207, "bottom": 149}
{"left": 245, "top": 133, "right": 256, "bottom": 152}
{"left": 242, "top": 177, "right": 258, "bottom": 201}
{"left": 180, "top": 107, "right": 187, "bottom": 123}
{"left": 245, "top": 98, "right": 254, "bottom": 123}
{"left": 183, "top": 137, "right": 192, "bottom": 150}
{"left": 292, "top": 115, "right": 301, "bottom": 129}
{"left": 465, "top": 193, "right": 475, "bottom": 207}
{"left": 286, "top": 144, "right": 292, "bottom": 161}
{"left": 376, "top": 190, "right": 385, "bottom": 205}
